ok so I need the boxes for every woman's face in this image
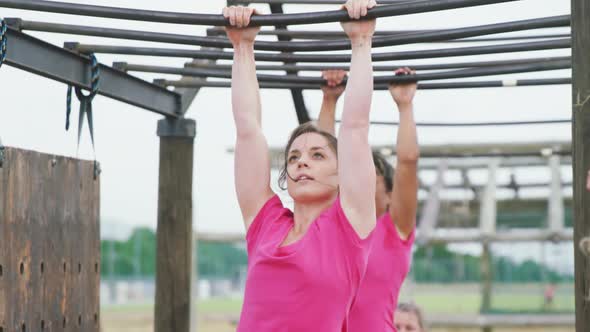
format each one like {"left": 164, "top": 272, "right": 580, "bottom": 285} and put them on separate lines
{"left": 286, "top": 133, "right": 339, "bottom": 203}
{"left": 394, "top": 310, "right": 423, "bottom": 332}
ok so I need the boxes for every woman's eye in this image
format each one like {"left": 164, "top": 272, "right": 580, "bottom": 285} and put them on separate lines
{"left": 313, "top": 153, "right": 324, "bottom": 159}
{"left": 288, "top": 155, "right": 298, "bottom": 163}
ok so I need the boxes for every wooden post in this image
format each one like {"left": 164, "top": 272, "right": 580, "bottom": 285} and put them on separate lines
{"left": 417, "top": 160, "right": 447, "bottom": 245}
{"left": 479, "top": 159, "right": 499, "bottom": 332}
{"left": 155, "top": 118, "right": 196, "bottom": 332}
{"left": 572, "top": 1, "right": 590, "bottom": 331}
{"left": 548, "top": 155, "right": 564, "bottom": 233}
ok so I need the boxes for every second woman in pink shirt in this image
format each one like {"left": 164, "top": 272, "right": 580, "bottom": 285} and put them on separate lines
{"left": 318, "top": 68, "right": 420, "bottom": 331}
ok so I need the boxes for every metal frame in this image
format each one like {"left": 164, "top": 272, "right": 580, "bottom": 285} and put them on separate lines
{"left": 268, "top": 2, "right": 311, "bottom": 124}
{"left": 156, "top": 77, "right": 572, "bottom": 90}
{"left": 181, "top": 56, "right": 572, "bottom": 72}
{"left": 0, "top": 0, "right": 519, "bottom": 27}
{"left": 7, "top": 15, "right": 569, "bottom": 52}
{"left": 4, "top": 27, "right": 181, "bottom": 116}
{"left": 207, "top": 26, "right": 571, "bottom": 43}
{"left": 72, "top": 38, "right": 571, "bottom": 63}
{"left": 120, "top": 59, "right": 572, "bottom": 84}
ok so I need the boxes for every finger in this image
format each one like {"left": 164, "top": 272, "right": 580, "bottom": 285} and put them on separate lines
{"left": 353, "top": 1, "right": 361, "bottom": 19}
{"left": 243, "top": 8, "right": 251, "bottom": 27}
{"left": 360, "top": 0, "right": 368, "bottom": 17}
{"left": 328, "top": 73, "right": 336, "bottom": 86}
{"left": 235, "top": 7, "right": 244, "bottom": 28}
{"left": 368, "top": 0, "right": 377, "bottom": 9}
{"left": 344, "top": 3, "right": 354, "bottom": 19}
{"left": 229, "top": 7, "right": 236, "bottom": 26}
{"left": 223, "top": 7, "right": 229, "bottom": 18}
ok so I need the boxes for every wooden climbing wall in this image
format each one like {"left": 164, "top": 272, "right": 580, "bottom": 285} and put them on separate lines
{"left": 0, "top": 147, "right": 100, "bottom": 332}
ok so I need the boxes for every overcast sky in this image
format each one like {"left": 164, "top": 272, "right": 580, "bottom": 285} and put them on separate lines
{"left": 0, "top": 0, "right": 572, "bottom": 252}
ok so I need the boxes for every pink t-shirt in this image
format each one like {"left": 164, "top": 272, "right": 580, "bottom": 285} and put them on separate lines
{"left": 237, "top": 195, "right": 373, "bottom": 332}
{"left": 347, "top": 213, "right": 415, "bottom": 332}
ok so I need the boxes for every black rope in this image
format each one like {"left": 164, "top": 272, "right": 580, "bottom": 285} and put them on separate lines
{"left": 0, "top": 19, "right": 7, "bottom": 69}
{"left": 66, "top": 53, "right": 101, "bottom": 179}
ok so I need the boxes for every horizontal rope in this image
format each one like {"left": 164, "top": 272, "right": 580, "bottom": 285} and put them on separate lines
{"left": 156, "top": 77, "right": 571, "bottom": 90}
{"left": 72, "top": 38, "right": 571, "bottom": 63}
{"left": 10, "top": 15, "right": 568, "bottom": 52}
{"left": 0, "top": 0, "right": 519, "bottom": 27}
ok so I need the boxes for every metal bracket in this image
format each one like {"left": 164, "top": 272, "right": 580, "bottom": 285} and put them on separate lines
{"left": 93, "top": 160, "right": 101, "bottom": 180}
{"left": 580, "top": 236, "right": 590, "bottom": 301}
{"left": 157, "top": 118, "right": 196, "bottom": 138}
{"left": 3, "top": 17, "right": 23, "bottom": 30}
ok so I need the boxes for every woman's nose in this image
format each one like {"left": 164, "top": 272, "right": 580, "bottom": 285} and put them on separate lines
{"left": 297, "top": 158, "right": 309, "bottom": 168}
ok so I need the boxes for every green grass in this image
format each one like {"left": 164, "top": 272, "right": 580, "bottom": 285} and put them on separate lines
{"left": 101, "top": 285, "right": 575, "bottom": 316}
{"left": 197, "top": 298, "right": 244, "bottom": 314}
{"left": 410, "top": 293, "right": 574, "bottom": 314}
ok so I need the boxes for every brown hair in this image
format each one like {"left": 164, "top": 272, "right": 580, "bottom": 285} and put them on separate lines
{"left": 278, "top": 122, "right": 338, "bottom": 190}
{"left": 396, "top": 302, "right": 426, "bottom": 330}
{"left": 373, "top": 151, "right": 394, "bottom": 192}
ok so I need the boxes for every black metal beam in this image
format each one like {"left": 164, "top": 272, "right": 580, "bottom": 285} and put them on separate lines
{"left": 73, "top": 38, "right": 571, "bottom": 63}
{"left": 155, "top": 77, "right": 571, "bottom": 90}
{"left": 179, "top": 56, "right": 571, "bottom": 72}
{"left": 269, "top": 3, "right": 310, "bottom": 124}
{"left": 8, "top": 15, "right": 569, "bottom": 52}
{"left": 124, "top": 59, "right": 571, "bottom": 84}
{"left": 0, "top": 0, "right": 519, "bottom": 27}
{"left": 4, "top": 28, "right": 181, "bottom": 117}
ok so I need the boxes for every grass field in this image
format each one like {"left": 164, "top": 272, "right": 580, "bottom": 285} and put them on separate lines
{"left": 101, "top": 283, "right": 575, "bottom": 332}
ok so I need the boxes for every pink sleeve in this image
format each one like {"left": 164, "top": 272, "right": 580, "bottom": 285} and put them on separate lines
{"left": 332, "top": 197, "right": 374, "bottom": 250}
{"left": 383, "top": 213, "right": 415, "bottom": 248}
{"left": 245, "top": 195, "right": 285, "bottom": 255}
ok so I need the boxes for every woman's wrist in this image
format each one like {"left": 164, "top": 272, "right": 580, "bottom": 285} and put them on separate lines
{"left": 396, "top": 102, "right": 413, "bottom": 112}
{"left": 349, "top": 35, "right": 373, "bottom": 48}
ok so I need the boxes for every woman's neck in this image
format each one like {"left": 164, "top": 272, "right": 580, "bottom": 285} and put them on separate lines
{"left": 292, "top": 194, "right": 337, "bottom": 232}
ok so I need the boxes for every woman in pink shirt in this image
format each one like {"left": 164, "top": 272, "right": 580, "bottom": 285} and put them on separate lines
{"left": 223, "top": 1, "right": 378, "bottom": 330}
{"left": 318, "top": 68, "right": 419, "bottom": 331}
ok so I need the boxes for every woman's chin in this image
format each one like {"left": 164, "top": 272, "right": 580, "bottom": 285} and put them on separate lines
{"left": 289, "top": 186, "right": 336, "bottom": 203}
